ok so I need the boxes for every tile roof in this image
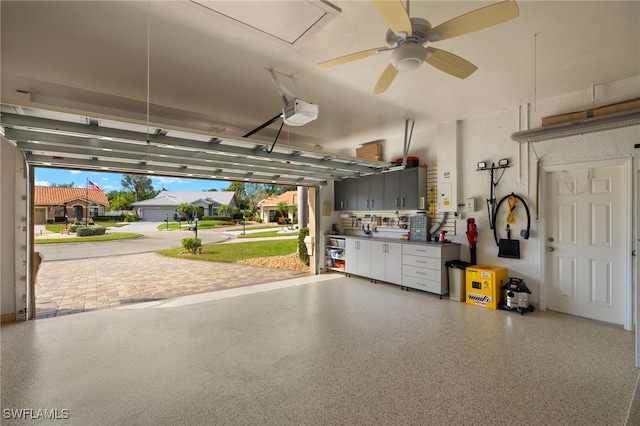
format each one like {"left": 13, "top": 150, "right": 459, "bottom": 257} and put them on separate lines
{"left": 259, "top": 191, "right": 298, "bottom": 207}
{"left": 34, "top": 186, "right": 109, "bottom": 206}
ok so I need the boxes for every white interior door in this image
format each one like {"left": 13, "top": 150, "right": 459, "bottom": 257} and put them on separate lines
{"left": 545, "top": 163, "right": 628, "bottom": 325}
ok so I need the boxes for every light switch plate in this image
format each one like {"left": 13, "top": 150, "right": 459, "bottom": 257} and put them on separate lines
{"left": 465, "top": 197, "right": 476, "bottom": 212}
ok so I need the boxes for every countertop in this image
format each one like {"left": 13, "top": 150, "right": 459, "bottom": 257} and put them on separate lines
{"left": 329, "top": 234, "right": 459, "bottom": 246}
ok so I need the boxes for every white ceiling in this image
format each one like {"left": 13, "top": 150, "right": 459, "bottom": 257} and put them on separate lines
{"left": 1, "top": 0, "right": 639, "bottom": 158}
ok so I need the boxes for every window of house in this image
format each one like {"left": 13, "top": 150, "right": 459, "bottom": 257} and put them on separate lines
{"left": 89, "top": 206, "right": 99, "bottom": 217}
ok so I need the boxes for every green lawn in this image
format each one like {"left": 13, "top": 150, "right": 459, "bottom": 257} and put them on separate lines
{"left": 35, "top": 232, "right": 143, "bottom": 244}
{"left": 45, "top": 221, "right": 127, "bottom": 233}
{"left": 156, "top": 239, "right": 297, "bottom": 263}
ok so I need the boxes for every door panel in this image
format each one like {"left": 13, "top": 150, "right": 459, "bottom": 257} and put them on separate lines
{"left": 546, "top": 164, "right": 626, "bottom": 325}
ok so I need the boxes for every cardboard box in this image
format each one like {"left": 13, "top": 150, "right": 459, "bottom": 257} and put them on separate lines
{"left": 541, "top": 98, "right": 640, "bottom": 127}
{"left": 541, "top": 111, "right": 588, "bottom": 127}
{"left": 594, "top": 98, "right": 640, "bottom": 117}
{"left": 356, "top": 143, "right": 382, "bottom": 161}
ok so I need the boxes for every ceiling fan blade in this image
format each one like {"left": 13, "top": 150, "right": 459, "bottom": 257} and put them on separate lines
{"left": 318, "top": 47, "right": 386, "bottom": 69}
{"left": 373, "top": 63, "right": 398, "bottom": 94}
{"left": 373, "top": 0, "right": 412, "bottom": 37}
{"left": 426, "top": 0, "right": 519, "bottom": 42}
{"left": 425, "top": 47, "right": 477, "bottom": 79}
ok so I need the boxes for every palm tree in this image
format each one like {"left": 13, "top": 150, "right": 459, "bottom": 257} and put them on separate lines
{"left": 276, "top": 201, "right": 289, "bottom": 220}
{"left": 217, "top": 204, "right": 229, "bottom": 218}
{"left": 177, "top": 202, "right": 196, "bottom": 222}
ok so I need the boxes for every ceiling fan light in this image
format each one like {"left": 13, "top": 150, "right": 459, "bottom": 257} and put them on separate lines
{"left": 390, "top": 43, "right": 427, "bottom": 71}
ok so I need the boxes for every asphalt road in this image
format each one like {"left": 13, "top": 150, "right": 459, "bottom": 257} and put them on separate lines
{"left": 35, "top": 221, "right": 232, "bottom": 262}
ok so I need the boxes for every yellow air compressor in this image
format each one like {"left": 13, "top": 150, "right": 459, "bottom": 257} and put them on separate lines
{"left": 466, "top": 265, "right": 508, "bottom": 310}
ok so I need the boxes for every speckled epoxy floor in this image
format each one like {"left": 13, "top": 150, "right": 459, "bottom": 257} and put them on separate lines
{"left": 2, "top": 275, "right": 638, "bottom": 425}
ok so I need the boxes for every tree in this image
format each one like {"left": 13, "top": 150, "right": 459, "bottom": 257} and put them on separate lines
{"left": 217, "top": 204, "right": 230, "bottom": 218}
{"left": 276, "top": 201, "right": 289, "bottom": 219}
{"left": 108, "top": 192, "right": 135, "bottom": 211}
{"left": 177, "top": 202, "right": 197, "bottom": 221}
{"left": 51, "top": 182, "right": 75, "bottom": 188}
{"left": 121, "top": 174, "right": 158, "bottom": 203}
{"left": 289, "top": 204, "right": 298, "bottom": 222}
{"left": 224, "top": 182, "right": 247, "bottom": 208}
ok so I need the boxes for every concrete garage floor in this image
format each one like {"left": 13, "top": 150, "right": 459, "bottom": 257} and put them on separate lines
{"left": 2, "top": 275, "right": 639, "bottom": 425}
{"left": 34, "top": 223, "right": 304, "bottom": 318}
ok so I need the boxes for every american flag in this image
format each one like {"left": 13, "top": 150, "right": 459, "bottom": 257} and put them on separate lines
{"left": 87, "top": 180, "right": 103, "bottom": 191}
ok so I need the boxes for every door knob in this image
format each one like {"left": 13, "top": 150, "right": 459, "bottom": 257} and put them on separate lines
{"left": 547, "top": 247, "right": 555, "bottom": 252}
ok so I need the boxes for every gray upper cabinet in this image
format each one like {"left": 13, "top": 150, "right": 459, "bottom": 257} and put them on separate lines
{"left": 399, "top": 167, "right": 427, "bottom": 210}
{"left": 337, "top": 167, "right": 426, "bottom": 211}
{"left": 383, "top": 167, "right": 427, "bottom": 210}
{"left": 383, "top": 172, "right": 401, "bottom": 210}
{"left": 334, "top": 178, "right": 357, "bottom": 211}
{"left": 358, "top": 174, "right": 384, "bottom": 210}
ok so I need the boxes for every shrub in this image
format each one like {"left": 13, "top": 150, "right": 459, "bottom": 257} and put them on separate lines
{"left": 92, "top": 215, "right": 119, "bottom": 221}
{"left": 182, "top": 237, "right": 202, "bottom": 254}
{"left": 277, "top": 217, "right": 292, "bottom": 225}
{"left": 253, "top": 216, "right": 263, "bottom": 223}
{"left": 76, "top": 226, "right": 106, "bottom": 237}
{"left": 298, "top": 227, "right": 309, "bottom": 265}
{"left": 124, "top": 214, "right": 138, "bottom": 222}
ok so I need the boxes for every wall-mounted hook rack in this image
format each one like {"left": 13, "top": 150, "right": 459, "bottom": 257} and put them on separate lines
{"left": 476, "top": 161, "right": 511, "bottom": 229}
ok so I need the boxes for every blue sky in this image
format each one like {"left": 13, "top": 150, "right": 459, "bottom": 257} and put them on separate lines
{"left": 34, "top": 167, "right": 230, "bottom": 192}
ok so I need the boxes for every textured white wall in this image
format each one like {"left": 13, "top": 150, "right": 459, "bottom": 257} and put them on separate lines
{"left": 1, "top": 137, "right": 28, "bottom": 321}
{"left": 328, "top": 75, "right": 639, "bottom": 304}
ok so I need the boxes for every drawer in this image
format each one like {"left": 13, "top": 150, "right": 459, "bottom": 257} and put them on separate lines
{"left": 402, "top": 244, "right": 441, "bottom": 258}
{"left": 402, "top": 254, "right": 440, "bottom": 270}
{"left": 402, "top": 265, "right": 441, "bottom": 282}
{"left": 402, "top": 275, "right": 442, "bottom": 294}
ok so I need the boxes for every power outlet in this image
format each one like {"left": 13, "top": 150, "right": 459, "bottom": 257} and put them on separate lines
{"left": 465, "top": 197, "right": 476, "bottom": 212}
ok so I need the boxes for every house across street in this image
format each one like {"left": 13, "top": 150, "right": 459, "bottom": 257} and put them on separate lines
{"left": 132, "top": 191, "right": 237, "bottom": 222}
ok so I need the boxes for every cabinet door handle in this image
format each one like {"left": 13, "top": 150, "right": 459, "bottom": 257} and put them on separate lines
{"left": 401, "top": 197, "right": 405, "bottom": 207}
{"left": 395, "top": 198, "right": 399, "bottom": 207}
{"left": 366, "top": 199, "right": 370, "bottom": 208}
{"left": 371, "top": 199, "right": 374, "bottom": 208}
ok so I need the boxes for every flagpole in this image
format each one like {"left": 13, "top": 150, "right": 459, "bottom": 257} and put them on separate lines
{"left": 86, "top": 178, "right": 89, "bottom": 226}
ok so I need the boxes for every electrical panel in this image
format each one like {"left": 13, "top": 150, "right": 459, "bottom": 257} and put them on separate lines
{"left": 437, "top": 169, "right": 457, "bottom": 212}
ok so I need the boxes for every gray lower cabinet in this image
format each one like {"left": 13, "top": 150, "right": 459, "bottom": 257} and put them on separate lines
{"left": 345, "top": 238, "right": 371, "bottom": 277}
{"left": 401, "top": 243, "right": 459, "bottom": 296}
{"left": 370, "top": 240, "right": 402, "bottom": 285}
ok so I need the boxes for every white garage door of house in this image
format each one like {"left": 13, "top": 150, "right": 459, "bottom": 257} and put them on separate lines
{"left": 143, "top": 209, "right": 174, "bottom": 222}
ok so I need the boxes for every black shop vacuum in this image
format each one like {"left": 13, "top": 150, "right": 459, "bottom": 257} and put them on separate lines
{"left": 499, "top": 278, "right": 535, "bottom": 315}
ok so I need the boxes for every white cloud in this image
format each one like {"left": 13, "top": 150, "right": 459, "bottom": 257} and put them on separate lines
{"left": 35, "top": 180, "right": 50, "bottom": 186}
{"left": 70, "top": 170, "right": 81, "bottom": 174}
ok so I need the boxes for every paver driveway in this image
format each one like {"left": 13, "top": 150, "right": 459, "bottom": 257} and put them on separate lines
{"left": 34, "top": 223, "right": 306, "bottom": 318}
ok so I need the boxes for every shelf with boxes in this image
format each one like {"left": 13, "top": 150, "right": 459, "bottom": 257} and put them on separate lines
{"left": 325, "top": 236, "right": 346, "bottom": 272}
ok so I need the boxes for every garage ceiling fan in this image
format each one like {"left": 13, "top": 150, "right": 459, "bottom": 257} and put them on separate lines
{"left": 318, "top": 0, "right": 519, "bottom": 94}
